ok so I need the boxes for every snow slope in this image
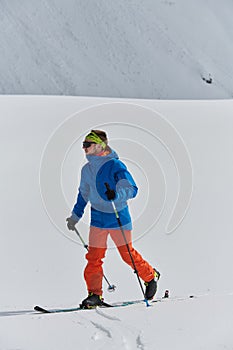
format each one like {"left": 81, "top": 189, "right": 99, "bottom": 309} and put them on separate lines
{"left": 0, "top": 95, "right": 233, "bottom": 349}
{"left": 1, "top": 1, "right": 233, "bottom": 99}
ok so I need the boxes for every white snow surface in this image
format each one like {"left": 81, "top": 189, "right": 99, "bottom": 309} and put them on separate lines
{"left": 1, "top": 1, "right": 233, "bottom": 99}
{"left": 1, "top": 95, "right": 233, "bottom": 349}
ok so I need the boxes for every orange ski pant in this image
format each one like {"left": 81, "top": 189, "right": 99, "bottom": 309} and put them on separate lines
{"left": 84, "top": 226, "right": 155, "bottom": 296}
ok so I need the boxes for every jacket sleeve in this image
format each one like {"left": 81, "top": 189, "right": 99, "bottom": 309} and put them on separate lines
{"left": 114, "top": 161, "right": 138, "bottom": 201}
{"left": 72, "top": 167, "right": 89, "bottom": 219}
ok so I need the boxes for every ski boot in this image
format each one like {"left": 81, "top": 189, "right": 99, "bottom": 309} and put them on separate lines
{"left": 144, "top": 268, "right": 161, "bottom": 300}
{"left": 80, "top": 293, "right": 104, "bottom": 309}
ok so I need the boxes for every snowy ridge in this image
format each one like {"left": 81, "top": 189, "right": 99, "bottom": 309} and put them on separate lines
{"left": 1, "top": 1, "right": 233, "bottom": 98}
{"left": 0, "top": 95, "right": 233, "bottom": 349}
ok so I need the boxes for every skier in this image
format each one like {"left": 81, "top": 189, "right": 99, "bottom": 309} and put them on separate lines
{"left": 66, "top": 130, "right": 160, "bottom": 308}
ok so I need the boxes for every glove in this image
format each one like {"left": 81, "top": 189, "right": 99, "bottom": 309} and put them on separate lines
{"left": 105, "top": 188, "right": 116, "bottom": 200}
{"left": 66, "top": 216, "right": 79, "bottom": 231}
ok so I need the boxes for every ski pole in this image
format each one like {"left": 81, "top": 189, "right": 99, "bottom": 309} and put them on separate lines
{"left": 104, "top": 183, "right": 149, "bottom": 306}
{"left": 73, "top": 227, "right": 116, "bottom": 292}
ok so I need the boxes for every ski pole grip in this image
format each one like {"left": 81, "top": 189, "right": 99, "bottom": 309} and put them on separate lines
{"left": 104, "top": 182, "right": 111, "bottom": 191}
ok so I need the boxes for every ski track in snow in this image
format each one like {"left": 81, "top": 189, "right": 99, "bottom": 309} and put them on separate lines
{"left": 0, "top": 305, "right": 146, "bottom": 349}
{"left": 136, "top": 334, "right": 145, "bottom": 350}
{"left": 91, "top": 320, "right": 112, "bottom": 339}
{"left": 0, "top": 307, "right": 146, "bottom": 350}
{"left": 95, "top": 307, "right": 121, "bottom": 321}
{"left": 73, "top": 307, "right": 146, "bottom": 350}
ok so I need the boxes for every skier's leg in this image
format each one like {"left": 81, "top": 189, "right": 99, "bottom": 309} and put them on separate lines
{"left": 110, "top": 229, "right": 155, "bottom": 282}
{"left": 84, "top": 227, "right": 108, "bottom": 296}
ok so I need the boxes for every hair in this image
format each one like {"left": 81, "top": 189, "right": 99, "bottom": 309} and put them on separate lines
{"left": 91, "top": 130, "right": 108, "bottom": 144}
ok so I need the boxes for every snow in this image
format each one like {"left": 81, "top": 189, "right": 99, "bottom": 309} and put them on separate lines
{"left": 0, "top": 95, "right": 233, "bottom": 349}
{"left": 1, "top": 295, "right": 233, "bottom": 349}
{"left": 1, "top": 1, "right": 233, "bottom": 98}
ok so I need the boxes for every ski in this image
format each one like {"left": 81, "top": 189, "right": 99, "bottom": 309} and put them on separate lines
{"left": 34, "top": 295, "right": 196, "bottom": 314}
{"left": 111, "top": 295, "right": 195, "bottom": 308}
{"left": 34, "top": 301, "right": 112, "bottom": 314}
{"left": 34, "top": 305, "right": 80, "bottom": 313}
{"left": 34, "top": 305, "right": 82, "bottom": 313}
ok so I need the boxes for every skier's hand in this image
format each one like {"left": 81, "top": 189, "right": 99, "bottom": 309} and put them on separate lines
{"left": 66, "top": 216, "right": 79, "bottom": 231}
{"left": 105, "top": 188, "right": 116, "bottom": 201}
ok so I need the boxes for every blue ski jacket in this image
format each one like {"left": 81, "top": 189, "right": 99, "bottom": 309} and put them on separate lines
{"left": 72, "top": 149, "right": 138, "bottom": 230}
